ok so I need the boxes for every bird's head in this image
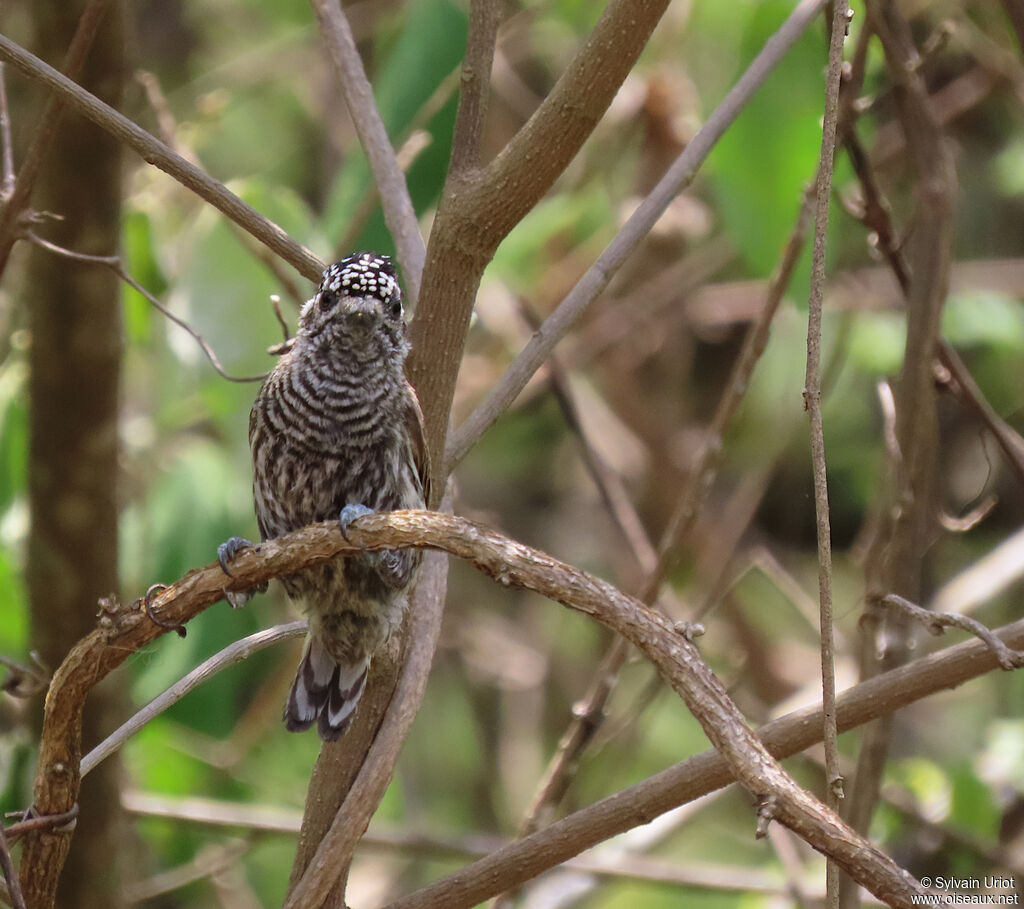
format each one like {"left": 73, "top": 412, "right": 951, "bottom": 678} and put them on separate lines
{"left": 298, "top": 252, "right": 407, "bottom": 358}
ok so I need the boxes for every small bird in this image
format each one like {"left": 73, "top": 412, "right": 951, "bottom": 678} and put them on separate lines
{"left": 219, "top": 252, "right": 430, "bottom": 741}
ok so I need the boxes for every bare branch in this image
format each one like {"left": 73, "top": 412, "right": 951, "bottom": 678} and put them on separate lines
{"left": 0, "top": 820, "right": 26, "bottom": 909}
{"left": 0, "top": 32, "right": 324, "bottom": 282}
{"left": 445, "top": 0, "right": 830, "bottom": 470}
{"left": 448, "top": 0, "right": 501, "bottom": 177}
{"left": 387, "top": 612, "right": 1024, "bottom": 909}
{"left": 311, "top": 0, "right": 426, "bottom": 305}
{"left": 22, "top": 510, "right": 923, "bottom": 907}
{"left": 803, "top": 11, "right": 850, "bottom": 908}
{"left": 879, "top": 594, "right": 1024, "bottom": 671}
{"left": 81, "top": 622, "right": 307, "bottom": 779}
{"left": 0, "top": 0, "right": 108, "bottom": 280}
{"left": 26, "top": 231, "right": 267, "bottom": 383}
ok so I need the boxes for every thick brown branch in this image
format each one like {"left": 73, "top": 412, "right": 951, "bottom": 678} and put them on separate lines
{"left": 23, "top": 512, "right": 925, "bottom": 907}
{"left": 388, "top": 615, "right": 1024, "bottom": 909}
{"left": 447, "top": 0, "right": 500, "bottom": 178}
{"left": 409, "top": 0, "right": 673, "bottom": 473}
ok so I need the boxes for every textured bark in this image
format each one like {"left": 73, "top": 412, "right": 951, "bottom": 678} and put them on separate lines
{"left": 22, "top": 2, "right": 127, "bottom": 907}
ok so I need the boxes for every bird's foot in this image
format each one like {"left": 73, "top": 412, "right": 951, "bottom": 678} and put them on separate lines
{"left": 217, "top": 536, "right": 267, "bottom": 608}
{"left": 132, "top": 583, "right": 186, "bottom": 638}
{"left": 339, "top": 504, "right": 375, "bottom": 542}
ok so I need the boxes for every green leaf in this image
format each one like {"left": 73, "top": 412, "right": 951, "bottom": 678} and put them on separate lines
{"left": 943, "top": 291, "right": 1024, "bottom": 352}
{"left": 847, "top": 310, "right": 906, "bottom": 374}
{"left": 705, "top": 0, "right": 824, "bottom": 281}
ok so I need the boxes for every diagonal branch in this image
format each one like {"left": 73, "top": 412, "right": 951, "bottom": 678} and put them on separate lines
{"left": 445, "top": 0, "right": 830, "bottom": 470}
{"left": 0, "top": 0, "right": 108, "bottom": 281}
{"left": 0, "top": 32, "right": 324, "bottom": 282}
{"left": 311, "top": 0, "right": 426, "bottom": 304}
{"left": 409, "top": 0, "right": 676, "bottom": 474}
{"left": 386, "top": 613, "right": 1024, "bottom": 909}
{"left": 21, "top": 511, "right": 926, "bottom": 907}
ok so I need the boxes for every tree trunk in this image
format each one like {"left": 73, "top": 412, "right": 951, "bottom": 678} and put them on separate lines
{"left": 25, "top": 2, "right": 127, "bottom": 906}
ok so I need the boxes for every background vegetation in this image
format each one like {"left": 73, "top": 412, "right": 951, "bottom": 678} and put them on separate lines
{"left": 2, "top": 0, "right": 1024, "bottom": 906}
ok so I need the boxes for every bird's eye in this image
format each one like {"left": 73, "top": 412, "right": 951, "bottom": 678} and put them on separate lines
{"left": 389, "top": 294, "right": 403, "bottom": 320}
{"left": 318, "top": 289, "right": 337, "bottom": 312}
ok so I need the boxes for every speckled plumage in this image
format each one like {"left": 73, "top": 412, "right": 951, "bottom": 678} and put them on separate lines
{"left": 248, "top": 252, "right": 428, "bottom": 741}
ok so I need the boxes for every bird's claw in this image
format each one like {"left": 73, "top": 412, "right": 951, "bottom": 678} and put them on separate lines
{"left": 216, "top": 536, "right": 266, "bottom": 608}
{"left": 218, "top": 536, "right": 253, "bottom": 577}
{"left": 339, "top": 504, "right": 375, "bottom": 543}
{"left": 133, "top": 583, "right": 186, "bottom": 638}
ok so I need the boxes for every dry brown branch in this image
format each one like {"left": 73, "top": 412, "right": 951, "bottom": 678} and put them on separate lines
{"left": 388, "top": 611, "right": 1024, "bottom": 909}
{"left": 0, "top": 0, "right": 108, "bottom": 280}
{"left": 803, "top": 6, "right": 849, "bottom": 904}
{"left": 311, "top": 0, "right": 425, "bottom": 304}
{"left": 879, "top": 594, "right": 1024, "bottom": 671}
{"left": 25, "top": 231, "right": 266, "bottom": 383}
{"left": 447, "top": 0, "right": 501, "bottom": 178}
{"left": 0, "top": 32, "right": 324, "bottom": 283}
{"left": 410, "top": 0, "right": 678, "bottom": 477}
{"left": 444, "top": 0, "right": 829, "bottom": 471}
{"left": 19, "top": 511, "right": 926, "bottom": 907}
{"left": 842, "top": 8, "right": 959, "bottom": 907}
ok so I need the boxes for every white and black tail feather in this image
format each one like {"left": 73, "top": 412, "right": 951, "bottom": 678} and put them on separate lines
{"left": 284, "top": 635, "right": 369, "bottom": 741}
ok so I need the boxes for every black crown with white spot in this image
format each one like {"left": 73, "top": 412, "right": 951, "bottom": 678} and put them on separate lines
{"left": 321, "top": 252, "right": 399, "bottom": 305}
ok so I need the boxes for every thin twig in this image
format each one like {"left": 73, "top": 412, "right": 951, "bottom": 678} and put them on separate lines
{"left": 0, "top": 31, "right": 324, "bottom": 282}
{"left": 520, "top": 301, "right": 657, "bottom": 575}
{"left": 3, "top": 804, "right": 79, "bottom": 842}
{"left": 0, "top": 64, "right": 16, "bottom": 200}
{"left": 803, "top": 5, "right": 849, "bottom": 906}
{"left": 879, "top": 594, "right": 1024, "bottom": 671}
{"left": 0, "top": 0, "right": 109, "bottom": 279}
{"left": 0, "top": 821, "right": 26, "bottom": 909}
{"left": 445, "top": 0, "right": 830, "bottom": 471}
{"left": 514, "top": 179, "right": 817, "bottom": 845}
{"left": 26, "top": 231, "right": 267, "bottom": 383}
{"left": 311, "top": 0, "right": 426, "bottom": 304}
{"left": 81, "top": 622, "right": 307, "bottom": 778}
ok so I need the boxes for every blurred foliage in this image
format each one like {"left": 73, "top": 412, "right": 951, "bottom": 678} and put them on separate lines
{"left": 2, "top": 0, "right": 1024, "bottom": 905}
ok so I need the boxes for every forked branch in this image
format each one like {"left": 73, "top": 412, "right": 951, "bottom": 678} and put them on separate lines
{"left": 20, "top": 511, "right": 927, "bottom": 907}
